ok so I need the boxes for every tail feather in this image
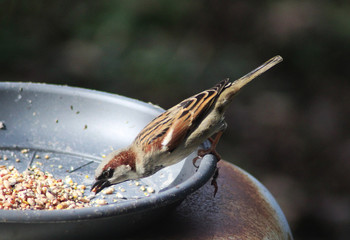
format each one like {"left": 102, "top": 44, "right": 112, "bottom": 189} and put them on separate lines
{"left": 216, "top": 55, "right": 283, "bottom": 110}
{"left": 231, "top": 55, "right": 283, "bottom": 91}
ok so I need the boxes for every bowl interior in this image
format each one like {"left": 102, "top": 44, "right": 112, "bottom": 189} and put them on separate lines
{"left": 0, "top": 82, "right": 215, "bottom": 223}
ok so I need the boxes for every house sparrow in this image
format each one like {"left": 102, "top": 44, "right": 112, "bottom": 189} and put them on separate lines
{"left": 92, "top": 55, "right": 283, "bottom": 194}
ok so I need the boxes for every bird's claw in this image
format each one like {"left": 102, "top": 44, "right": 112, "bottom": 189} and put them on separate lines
{"left": 211, "top": 167, "right": 219, "bottom": 197}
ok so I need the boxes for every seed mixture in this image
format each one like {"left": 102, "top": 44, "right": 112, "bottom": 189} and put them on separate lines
{"left": 0, "top": 165, "right": 90, "bottom": 210}
{"left": 0, "top": 150, "right": 158, "bottom": 210}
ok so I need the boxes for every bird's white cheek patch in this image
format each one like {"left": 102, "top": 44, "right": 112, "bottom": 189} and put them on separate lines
{"left": 113, "top": 165, "right": 131, "bottom": 178}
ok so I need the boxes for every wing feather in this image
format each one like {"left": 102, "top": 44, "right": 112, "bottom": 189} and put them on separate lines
{"left": 134, "top": 79, "right": 231, "bottom": 153}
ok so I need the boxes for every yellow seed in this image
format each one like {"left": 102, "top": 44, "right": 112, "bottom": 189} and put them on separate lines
{"left": 103, "top": 187, "right": 114, "bottom": 195}
{"left": 147, "top": 187, "right": 155, "bottom": 193}
{"left": 115, "top": 192, "right": 124, "bottom": 199}
{"left": 95, "top": 199, "right": 107, "bottom": 205}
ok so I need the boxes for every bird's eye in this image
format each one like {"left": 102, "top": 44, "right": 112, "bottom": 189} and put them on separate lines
{"left": 99, "top": 167, "right": 114, "bottom": 180}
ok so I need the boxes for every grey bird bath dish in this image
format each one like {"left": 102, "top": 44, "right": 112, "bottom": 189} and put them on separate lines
{"left": 0, "top": 82, "right": 217, "bottom": 239}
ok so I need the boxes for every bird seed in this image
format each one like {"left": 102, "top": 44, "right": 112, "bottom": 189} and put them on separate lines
{"left": 0, "top": 165, "right": 90, "bottom": 210}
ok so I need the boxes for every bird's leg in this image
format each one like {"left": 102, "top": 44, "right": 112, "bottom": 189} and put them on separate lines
{"left": 192, "top": 130, "right": 224, "bottom": 167}
{"left": 211, "top": 167, "right": 219, "bottom": 197}
{"left": 192, "top": 131, "right": 224, "bottom": 197}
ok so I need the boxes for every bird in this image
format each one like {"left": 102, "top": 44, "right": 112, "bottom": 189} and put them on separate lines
{"left": 91, "top": 55, "right": 283, "bottom": 195}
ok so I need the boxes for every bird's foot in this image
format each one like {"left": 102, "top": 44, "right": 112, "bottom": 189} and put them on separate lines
{"left": 192, "top": 131, "right": 223, "bottom": 168}
{"left": 211, "top": 167, "right": 219, "bottom": 197}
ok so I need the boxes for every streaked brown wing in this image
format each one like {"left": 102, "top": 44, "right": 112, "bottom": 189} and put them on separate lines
{"left": 135, "top": 79, "right": 231, "bottom": 153}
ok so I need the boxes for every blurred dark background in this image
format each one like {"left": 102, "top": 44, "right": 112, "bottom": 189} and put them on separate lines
{"left": 1, "top": 0, "right": 349, "bottom": 239}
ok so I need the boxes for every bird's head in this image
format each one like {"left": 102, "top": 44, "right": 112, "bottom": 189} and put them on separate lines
{"left": 91, "top": 149, "right": 138, "bottom": 194}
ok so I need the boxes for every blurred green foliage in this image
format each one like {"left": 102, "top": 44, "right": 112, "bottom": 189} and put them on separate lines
{"left": 1, "top": 0, "right": 350, "bottom": 239}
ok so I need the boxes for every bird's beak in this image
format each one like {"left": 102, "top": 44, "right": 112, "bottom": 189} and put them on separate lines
{"left": 91, "top": 179, "right": 111, "bottom": 194}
